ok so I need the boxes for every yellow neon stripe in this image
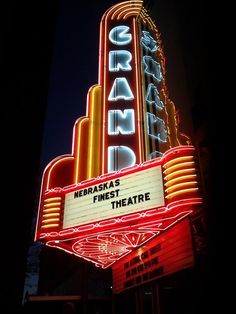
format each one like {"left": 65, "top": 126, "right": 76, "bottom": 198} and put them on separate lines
{"left": 117, "top": 8, "right": 141, "bottom": 19}
{"left": 44, "top": 197, "right": 61, "bottom": 203}
{"left": 111, "top": 2, "right": 142, "bottom": 20}
{"left": 42, "top": 213, "right": 60, "bottom": 218}
{"left": 164, "top": 168, "right": 196, "bottom": 181}
{"left": 166, "top": 188, "right": 199, "bottom": 199}
{"left": 73, "top": 117, "right": 89, "bottom": 183}
{"left": 139, "top": 9, "right": 157, "bottom": 32}
{"left": 165, "top": 181, "right": 198, "bottom": 193}
{"left": 123, "top": 11, "right": 141, "bottom": 19}
{"left": 164, "top": 174, "right": 197, "bottom": 187}
{"left": 41, "top": 224, "right": 59, "bottom": 229}
{"left": 43, "top": 202, "right": 61, "bottom": 208}
{"left": 163, "top": 156, "right": 194, "bottom": 169}
{"left": 102, "top": 9, "right": 109, "bottom": 174}
{"left": 107, "top": 2, "right": 125, "bottom": 20}
{"left": 163, "top": 161, "right": 195, "bottom": 175}
{"left": 42, "top": 207, "right": 61, "bottom": 213}
{"left": 42, "top": 218, "right": 60, "bottom": 224}
{"left": 87, "top": 85, "right": 102, "bottom": 179}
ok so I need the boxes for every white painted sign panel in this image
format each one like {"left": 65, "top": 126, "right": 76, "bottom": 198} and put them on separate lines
{"left": 63, "top": 166, "right": 164, "bottom": 228}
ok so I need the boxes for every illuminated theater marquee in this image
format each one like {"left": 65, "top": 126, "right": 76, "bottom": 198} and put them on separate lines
{"left": 63, "top": 165, "right": 164, "bottom": 228}
{"left": 35, "top": 1, "right": 202, "bottom": 269}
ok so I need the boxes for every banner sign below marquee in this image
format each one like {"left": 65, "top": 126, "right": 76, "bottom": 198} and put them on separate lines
{"left": 112, "top": 218, "right": 194, "bottom": 293}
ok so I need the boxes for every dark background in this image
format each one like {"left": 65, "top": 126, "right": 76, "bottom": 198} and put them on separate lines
{"left": 2, "top": 1, "right": 59, "bottom": 313}
{"left": 2, "top": 0, "right": 222, "bottom": 313}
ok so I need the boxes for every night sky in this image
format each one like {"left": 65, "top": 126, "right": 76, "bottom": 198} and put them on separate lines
{"left": 41, "top": 0, "right": 121, "bottom": 167}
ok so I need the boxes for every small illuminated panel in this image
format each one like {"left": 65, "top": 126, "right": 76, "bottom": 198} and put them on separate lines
{"left": 63, "top": 166, "right": 164, "bottom": 228}
{"left": 112, "top": 218, "right": 193, "bottom": 293}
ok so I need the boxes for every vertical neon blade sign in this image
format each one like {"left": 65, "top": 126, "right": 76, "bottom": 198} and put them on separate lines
{"left": 137, "top": 11, "right": 172, "bottom": 160}
{"left": 140, "top": 26, "right": 168, "bottom": 159}
{"left": 99, "top": 1, "right": 145, "bottom": 174}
